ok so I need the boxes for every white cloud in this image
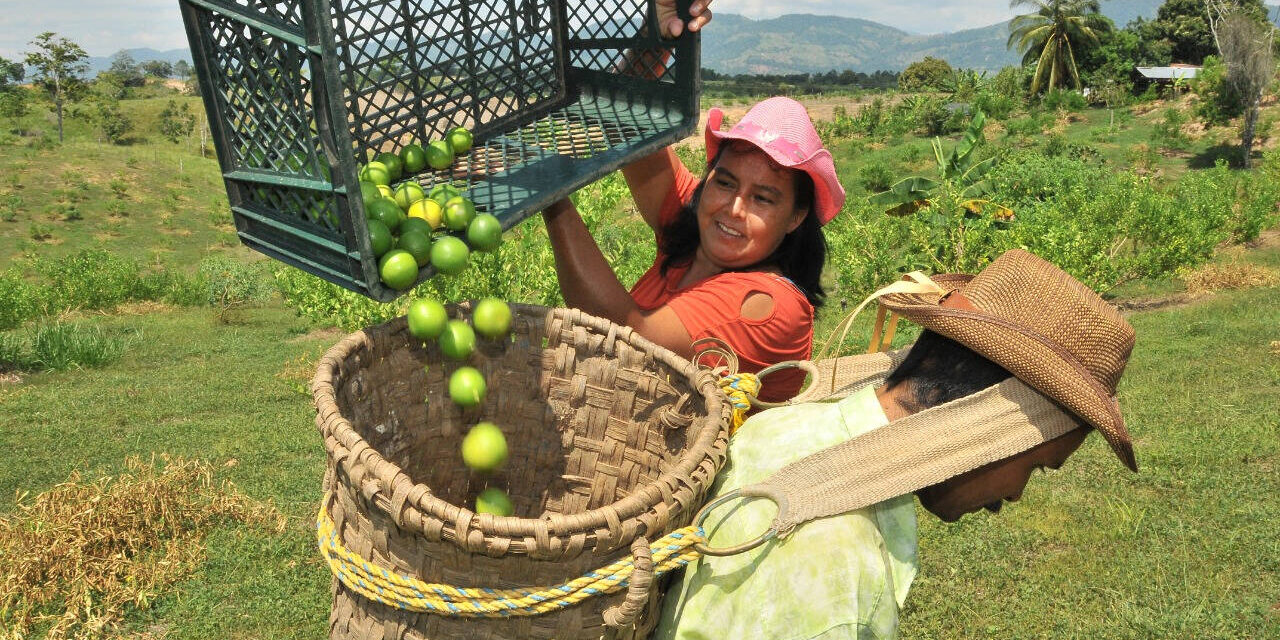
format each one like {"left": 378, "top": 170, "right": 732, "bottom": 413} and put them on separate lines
{"left": 0, "top": 0, "right": 187, "bottom": 59}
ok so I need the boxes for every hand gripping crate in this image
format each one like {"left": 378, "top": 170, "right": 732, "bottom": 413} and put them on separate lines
{"left": 179, "top": 0, "right": 700, "bottom": 301}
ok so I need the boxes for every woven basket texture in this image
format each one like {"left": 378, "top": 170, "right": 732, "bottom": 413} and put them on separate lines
{"left": 312, "top": 303, "right": 730, "bottom": 639}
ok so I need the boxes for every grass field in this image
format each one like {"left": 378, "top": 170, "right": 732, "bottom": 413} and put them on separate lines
{"left": 1, "top": 84, "right": 1278, "bottom": 638}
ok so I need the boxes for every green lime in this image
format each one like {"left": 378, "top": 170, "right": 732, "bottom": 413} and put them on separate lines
{"left": 399, "top": 216, "right": 433, "bottom": 237}
{"left": 406, "top": 297, "right": 448, "bottom": 341}
{"left": 475, "top": 487, "right": 513, "bottom": 516}
{"left": 379, "top": 249, "right": 418, "bottom": 290}
{"left": 374, "top": 152, "right": 404, "bottom": 182}
{"left": 439, "top": 319, "right": 476, "bottom": 361}
{"left": 359, "top": 181, "right": 381, "bottom": 208}
{"left": 448, "top": 366, "right": 487, "bottom": 408}
{"left": 401, "top": 144, "right": 428, "bottom": 173}
{"left": 366, "top": 197, "right": 404, "bottom": 232}
{"left": 359, "top": 161, "right": 390, "bottom": 186}
{"left": 394, "top": 181, "right": 426, "bottom": 211}
{"left": 429, "top": 183, "right": 463, "bottom": 207}
{"left": 466, "top": 213, "right": 503, "bottom": 252}
{"left": 472, "top": 297, "right": 512, "bottom": 339}
{"left": 366, "top": 219, "right": 392, "bottom": 257}
{"left": 426, "top": 140, "right": 454, "bottom": 170}
{"left": 430, "top": 235, "right": 470, "bottom": 275}
{"left": 396, "top": 230, "right": 432, "bottom": 267}
{"left": 447, "top": 127, "right": 474, "bottom": 154}
{"left": 443, "top": 196, "right": 476, "bottom": 232}
{"left": 461, "top": 422, "right": 507, "bottom": 472}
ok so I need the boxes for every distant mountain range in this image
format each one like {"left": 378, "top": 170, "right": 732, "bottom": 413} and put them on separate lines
{"left": 85, "top": 2, "right": 1280, "bottom": 77}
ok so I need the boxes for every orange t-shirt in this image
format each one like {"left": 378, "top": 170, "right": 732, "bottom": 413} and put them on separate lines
{"left": 628, "top": 157, "right": 814, "bottom": 402}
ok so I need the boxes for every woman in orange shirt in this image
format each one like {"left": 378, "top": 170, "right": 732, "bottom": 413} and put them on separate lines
{"left": 543, "top": 94, "right": 846, "bottom": 402}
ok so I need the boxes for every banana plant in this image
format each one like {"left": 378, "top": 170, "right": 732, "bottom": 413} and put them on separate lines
{"left": 868, "top": 110, "right": 1012, "bottom": 220}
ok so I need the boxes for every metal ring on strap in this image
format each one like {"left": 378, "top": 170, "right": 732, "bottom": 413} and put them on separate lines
{"left": 747, "top": 360, "right": 824, "bottom": 409}
{"left": 691, "top": 486, "right": 788, "bottom": 556}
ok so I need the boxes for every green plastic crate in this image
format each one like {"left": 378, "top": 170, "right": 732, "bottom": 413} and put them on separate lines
{"left": 179, "top": 0, "right": 700, "bottom": 301}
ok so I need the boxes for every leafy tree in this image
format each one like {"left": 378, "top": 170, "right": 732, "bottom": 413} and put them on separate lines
{"left": 0, "top": 55, "right": 27, "bottom": 117}
{"left": 1143, "top": 0, "right": 1271, "bottom": 64}
{"left": 108, "top": 51, "right": 146, "bottom": 88}
{"left": 24, "top": 32, "right": 90, "bottom": 143}
{"left": 142, "top": 60, "right": 173, "bottom": 78}
{"left": 0, "top": 56, "right": 23, "bottom": 88}
{"left": 899, "top": 57, "right": 954, "bottom": 91}
{"left": 158, "top": 99, "right": 196, "bottom": 144}
{"left": 1207, "top": 1, "right": 1277, "bottom": 167}
{"left": 93, "top": 71, "right": 129, "bottom": 100}
{"left": 1007, "top": 0, "right": 1113, "bottom": 94}
{"left": 174, "top": 60, "right": 193, "bottom": 80}
{"left": 1193, "top": 55, "right": 1244, "bottom": 124}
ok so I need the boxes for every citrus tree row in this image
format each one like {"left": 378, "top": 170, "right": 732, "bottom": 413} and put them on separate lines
{"left": 357, "top": 128, "right": 504, "bottom": 291}
{"left": 407, "top": 295, "right": 516, "bottom": 517}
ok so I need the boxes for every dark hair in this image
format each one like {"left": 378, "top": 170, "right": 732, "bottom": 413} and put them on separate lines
{"left": 658, "top": 146, "right": 827, "bottom": 308}
{"left": 882, "top": 329, "right": 1012, "bottom": 413}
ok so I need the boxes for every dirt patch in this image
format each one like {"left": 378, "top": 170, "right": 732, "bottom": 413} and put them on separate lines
{"left": 1113, "top": 292, "right": 1209, "bottom": 315}
{"left": 288, "top": 326, "right": 346, "bottom": 343}
{"left": 1183, "top": 261, "right": 1279, "bottom": 293}
{"left": 0, "top": 372, "right": 23, "bottom": 385}
{"left": 1245, "top": 228, "right": 1280, "bottom": 250}
{"left": 112, "top": 301, "right": 175, "bottom": 316}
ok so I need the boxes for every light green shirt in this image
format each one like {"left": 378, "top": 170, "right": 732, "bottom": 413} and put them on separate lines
{"left": 655, "top": 386, "right": 918, "bottom": 640}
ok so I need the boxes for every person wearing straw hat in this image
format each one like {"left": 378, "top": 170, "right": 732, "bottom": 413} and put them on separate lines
{"left": 655, "top": 249, "right": 1138, "bottom": 639}
{"left": 543, "top": 4, "right": 843, "bottom": 403}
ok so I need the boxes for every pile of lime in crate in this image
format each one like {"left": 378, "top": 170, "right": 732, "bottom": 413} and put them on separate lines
{"left": 358, "top": 127, "right": 504, "bottom": 291}
{"left": 407, "top": 295, "right": 516, "bottom": 516}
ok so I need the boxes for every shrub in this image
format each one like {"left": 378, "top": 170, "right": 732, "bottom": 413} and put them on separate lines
{"left": 36, "top": 249, "right": 142, "bottom": 313}
{"left": 198, "top": 255, "right": 274, "bottom": 320}
{"left": 973, "top": 91, "right": 1019, "bottom": 120}
{"left": 857, "top": 163, "right": 896, "bottom": 193}
{"left": 0, "top": 270, "right": 42, "bottom": 331}
{"left": 94, "top": 98, "right": 133, "bottom": 144}
{"left": 1151, "top": 107, "right": 1190, "bottom": 151}
{"left": 1041, "top": 89, "right": 1087, "bottom": 112}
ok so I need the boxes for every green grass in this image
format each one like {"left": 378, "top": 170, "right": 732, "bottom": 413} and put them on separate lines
{"left": 0, "top": 92, "right": 239, "bottom": 272}
{"left": 1, "top": 83, "right": 1277, "bottom": 638}
{"left": 0, "top": 244, "right": 1273, "bottom": 638}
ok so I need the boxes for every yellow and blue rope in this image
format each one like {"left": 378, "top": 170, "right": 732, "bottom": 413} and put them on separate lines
{"left": 717, "top": 372, "right": 760, "bottom": 436}
{"left": 317, "top": 497, "right": 706, "bottom": 616}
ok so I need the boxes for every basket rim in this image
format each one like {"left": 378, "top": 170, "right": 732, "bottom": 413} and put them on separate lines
{"left": 312, "top": 302, "right": 730, "bottom": 554}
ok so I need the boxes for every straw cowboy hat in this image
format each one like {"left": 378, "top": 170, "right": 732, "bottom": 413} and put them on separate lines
{"left": 877, "top": 249, "right": 1139, "bottom": 471}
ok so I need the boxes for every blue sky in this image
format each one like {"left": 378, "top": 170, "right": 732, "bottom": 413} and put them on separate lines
{"left": 0, "top": 0, "right": 1026, "bottom": 59}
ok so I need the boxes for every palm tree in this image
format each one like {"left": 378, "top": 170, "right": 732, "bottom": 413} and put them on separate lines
{"left": 1007, "top": 0, "right": 1111, "bottom": 94}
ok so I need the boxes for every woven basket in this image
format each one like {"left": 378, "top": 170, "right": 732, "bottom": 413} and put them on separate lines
{"left": 312, "top": 303, "right": 730, "bottom": 639}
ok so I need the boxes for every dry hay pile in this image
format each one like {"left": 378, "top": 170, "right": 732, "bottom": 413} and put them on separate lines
{"left": 0, "top": 456, "right": 284, "bottom": 639}
{"left": 1182, "top": 261, "right": 1279, "bottom": 293}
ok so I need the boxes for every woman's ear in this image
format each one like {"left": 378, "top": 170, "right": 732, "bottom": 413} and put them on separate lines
{"left": 786, "top": 207, "right": 808, "bottom": 234}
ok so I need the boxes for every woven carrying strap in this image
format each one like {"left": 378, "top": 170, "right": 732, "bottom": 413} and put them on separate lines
{"left": 741, "top": 374, "right": 1083, "bottom": 535}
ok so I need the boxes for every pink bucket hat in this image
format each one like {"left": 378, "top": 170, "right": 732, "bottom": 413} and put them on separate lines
{"left": 704, "top": 97, "right": 846, "bottom": 225}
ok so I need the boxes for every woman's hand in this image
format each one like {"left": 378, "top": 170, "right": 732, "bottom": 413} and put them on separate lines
{"left": 656, "top": 0, "right": 713, "bottom": 39}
